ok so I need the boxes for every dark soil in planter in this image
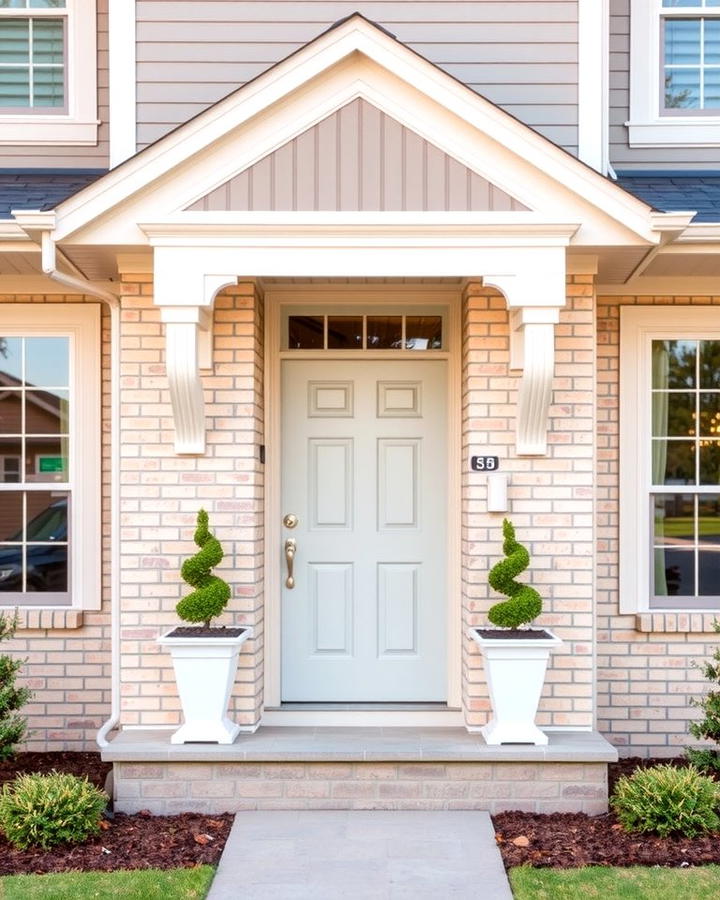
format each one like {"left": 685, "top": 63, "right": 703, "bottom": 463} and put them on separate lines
{"left": 163, "top": 626, "right": 247, "bottom": 638}
{"left": 494, "top": 756, "right": 719, "bottom": 870}
{"left": 474, "top": 628, "right": 555, "bottom": 640}
{"left": 0, "top": 753, "right": 231, "bottom": 875}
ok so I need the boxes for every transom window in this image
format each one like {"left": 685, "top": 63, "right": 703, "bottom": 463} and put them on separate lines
{"left": 0, "top": 1, "right": 66, "bottom": 111}
{"left": 285, "top": 311, "right": 444, "bottom": 351}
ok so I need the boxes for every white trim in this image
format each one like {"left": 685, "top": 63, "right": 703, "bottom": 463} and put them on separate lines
{"left": 628, "top": 0, "right": 720, "bottom": 147}
{"left": 0, "top": 0, "right": 99, "bottom": 146}
{"left": 108, "top": 0, "right": 136, "bottom": 167}
{"left": 261, "top": 709, "right": 465, "bottom": 728}
{"left": 0, "top": 305, "right": 101, "bottom": 611}
{"left": 619, "top": 306, "right": 720, "bottom": 614}
{"left": 263, "top": 287, "right": 463, "bottom": 716}
{"left": 578, "top": 0, "right": 609, "bottom": 172}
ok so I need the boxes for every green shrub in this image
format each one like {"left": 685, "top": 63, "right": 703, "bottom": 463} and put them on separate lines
{"left": 176, "top": 508, "right": 232, "bottom": 627}
{"left": 487, "top": 518, "right": 542, "bottom": 629}
{"left": 687, "top": 620, "right": 720, "bottom": 773}
{"left": 0, "top": 612, "right": 31, "bottom": 761}
{"left": 0, "top": 772, "right": 108, "bottom": 849}
{"left": 611, "top": 764, "right": 720, "bottom": 838}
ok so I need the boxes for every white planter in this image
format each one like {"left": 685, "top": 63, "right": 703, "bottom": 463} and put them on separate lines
{"left": 469, "top": 627, "right": 562, "bottom": 746}
{"left": 157, "top": 627, "right": 253, "bottom": 744}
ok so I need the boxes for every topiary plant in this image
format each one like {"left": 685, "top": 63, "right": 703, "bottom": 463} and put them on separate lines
{"left": 611, "top": 764, "right": 720, "bottom": 838}
{"left": 487, "top": 518, "right": 542, "bottom": 629}
{"left": 0, "top": 612, "right": 31, "bottom": 761}
{"left": 686, "top": 620, "right": 720, "bottom": 773}
{"left": 176, "top": 509, "right": 232, "bottom": 628}
{"left": 0, "top": 771, "right": 107, "bottom": 849}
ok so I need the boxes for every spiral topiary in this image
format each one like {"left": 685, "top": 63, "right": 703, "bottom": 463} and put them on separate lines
{"left": 176, "top": 509, "right": 232, "bottom": 628}
{"left": 487, "top": 518, "right": 542, "bottom": 629}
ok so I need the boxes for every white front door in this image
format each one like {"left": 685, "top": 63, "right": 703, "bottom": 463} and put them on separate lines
{"left": 281, "top": 359, "right": 447, "bottom": 701}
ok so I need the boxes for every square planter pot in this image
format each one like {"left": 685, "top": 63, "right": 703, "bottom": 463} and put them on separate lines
{"left": 157, "top": 627, "right": 252, "bottom": 744}
{"left": 469, "top": 627, "right": 562, "bottom": 745}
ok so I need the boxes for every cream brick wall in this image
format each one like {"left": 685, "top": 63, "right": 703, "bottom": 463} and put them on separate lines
{"left": 597, "top": 294, "right": 720, "bottom": 757}
{"left": 462, "top": 277, "right": 596, "bottom": 730}
{"left": 117, "top": 279, "right": 264, "bottom": 731}
{"left": 0, "top": 294, "right": 111, "bottom": 750}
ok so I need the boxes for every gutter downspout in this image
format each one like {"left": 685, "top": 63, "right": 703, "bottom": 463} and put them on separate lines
{"left": 39, "top": 231, "right": 122, "bottom": 748}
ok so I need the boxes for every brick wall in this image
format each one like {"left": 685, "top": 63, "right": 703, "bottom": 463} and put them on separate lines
{"left": 0, "top": 294, "right": 111, "bottom": 750}
{"left": 462, "top": 276, "right": 596, "bottom": 730}
{"left": 597, "top": 294, "right": 720, "bottom": 757}
{"left": 117, "top": 279, "right": 264, "bottom": 731}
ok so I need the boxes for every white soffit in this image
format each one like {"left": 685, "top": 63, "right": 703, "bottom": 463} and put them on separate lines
{"left": 50, "top": 14, "right": 656, "bottom": 248}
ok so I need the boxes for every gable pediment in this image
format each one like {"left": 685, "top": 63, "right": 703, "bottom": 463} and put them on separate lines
{"left": 186, "top": 99, "right": 528, "bottom": 213}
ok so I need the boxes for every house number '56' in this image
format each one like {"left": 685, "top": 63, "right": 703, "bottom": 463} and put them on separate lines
{"left": 470, "top": 456, "right": 500, "bottom": 471}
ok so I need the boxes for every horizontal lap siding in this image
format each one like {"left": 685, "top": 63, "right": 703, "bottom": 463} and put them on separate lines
{"left": 609, "top": 0, "right": 719, "bottom": 169}
{"left": 135, "top": 1, "right": 579, "bottom": 154}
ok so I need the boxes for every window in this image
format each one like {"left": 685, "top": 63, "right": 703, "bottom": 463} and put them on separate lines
{"left": 0, "top": 306, "right": 100, "bottom": 608}
{"left": 0, "top": 0, "right": 97, "bottom": 145}
{"left": 620, "top": 307, "right": 720, "bottom": 611}
{"left": 629, "top": 0, "right": 720, "bottom": 145}
{"left": 284, "top": 309, "right": 445, "bottom": 351}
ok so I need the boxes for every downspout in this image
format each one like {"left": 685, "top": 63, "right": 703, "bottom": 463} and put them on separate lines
{"left": 39, "top": 232, "right": 122, "bottom": 748}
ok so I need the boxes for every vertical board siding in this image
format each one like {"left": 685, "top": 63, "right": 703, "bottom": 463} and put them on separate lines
{"left": 609, "top": 0, "right": 719, "bottom": 168}
{"left": 2, "top": 0, "right": 109, "bottom": 169}
{"left": 136, "top": 1, "right": 579, "bottom": 154}
{"left": 187, "top": 99, "right": 527, "bottom": 212}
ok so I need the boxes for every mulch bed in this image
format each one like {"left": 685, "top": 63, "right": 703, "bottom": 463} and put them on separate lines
{"left": 494, "top": 756, "right": 719, "bottom": 870}
{"left": 0, "top": 752, "right": 232, "bottom": 875}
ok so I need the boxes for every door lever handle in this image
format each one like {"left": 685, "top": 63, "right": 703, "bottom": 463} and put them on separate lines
{"left": 285, "top": 538, "right": 296, "bottom": 589}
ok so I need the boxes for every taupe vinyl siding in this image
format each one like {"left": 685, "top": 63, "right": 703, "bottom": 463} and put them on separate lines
{"left": 0, "top": 0, "right": 109, "bottom": 169}
{"left": 609, "top": 0, "right": 720, "bottom": 169}
{"left": 136, "top": 1, "right": 579, "bottom": 155}
{"left": 187, "top": 99, "right": 528, "bottom": 212}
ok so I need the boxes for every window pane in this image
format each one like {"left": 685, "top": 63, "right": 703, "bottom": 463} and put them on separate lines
{"left": 705, "top": 18, "right": 720, "bottom": 63}
{"left": 700, "top": 340, "right": 720, "bottom": 387}
{"left": 0, "top": 3, "right": 30, "bottom": 9}
{"left": 288, "top": 316, "right": 323, "bottom": 349}
{"left": 652, "top": 439, "right": 695, "bottom": 484}
{"left": 367, "top": 316, "right": 402, "bottom": 349}
{"left": 0, "top": 337, "right": 22, "bottom": 383}
{"left": 25, "top": 491, "right": 66, "bottom": 540}
{"left": 652, "top": 340, "right": 696, "bottom": 388}
{"left": 25, "top": 389, "right": 69, "bottom": 435}
{"left": 654, "top": 548, "right": 695, "bottom": 596}
{"left": 665, "top": 68, "right": 701, "bottom": 108}
{"left": 0, "top": 440, "right": 22, "bottom": 482}
{"left": 665, "top": 19, "right": 702, "bottom": 64}
{"left": 25, "top": 543, "right": 67, "bottom": 592}
{"left": 663, "top": 1, "right": 706, "bottom": 6}
{"left": 327, "top": 316, "right": 363, "bottom": 349}
{"left": 25, "top": 437, "right": 68, "bottom": 482}
{"left": 699, "top": 392, "right": 720, "bottom": 435}
{"left": 405, "top": 316, "right": 442, "bottom": 350}
{"left": 700, "top": 439, "right": 720, "bottom": 483}
{"left": 32, "top": 17, "right": 63, "bottom": 64}
{"left": 0, "top": 491, "right": 22, "bottom": 541}
{"left": 32, "top": 65, "right": 63, "bottom": 107}
{"left": 0, "top": 18, "right": 29, "bottom": 62}
{"left": 0, "top": 67, "right": 30, "bottom": 106}
{"left": 698, "top": 494, "right": 720, "bottom": 544}
{"left": 704, "top": 67, "right": 720, "bottom": 107}
{"left": 654, "top": 493, "right": 695, "bottom": 544}
{"left": 0, "top": 392, "right": 22, "bottom": 435}
{"left": 30, "top": 1, "right": 67, "bottom": 7}
{"left": 652, "top": 391, "right": 695, "bottom": 436}
{"left": 699, "top": 549, "right": 720, "bottom": 594}
{"left": 25, "top": 336, "right": 68, "bottom": 386}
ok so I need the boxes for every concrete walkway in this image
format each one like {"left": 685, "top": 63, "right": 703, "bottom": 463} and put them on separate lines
{"left": 207, "top": 810, "right": 513, "bottom": 899}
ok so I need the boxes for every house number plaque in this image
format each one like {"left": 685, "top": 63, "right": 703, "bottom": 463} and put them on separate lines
{"left": 470, "top": 455, "right": 500, "bottom": 471}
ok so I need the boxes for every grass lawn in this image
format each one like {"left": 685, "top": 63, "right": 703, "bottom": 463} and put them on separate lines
{"left": 510, "top": 865, "right": 720, "bottom": 899}
{"left": 0, "top": 866, "right": 215, "bottom": 899}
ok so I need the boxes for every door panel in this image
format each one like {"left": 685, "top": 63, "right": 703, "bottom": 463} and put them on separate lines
{"left": 281, "top": 359, "right": 447, "bottom": 701}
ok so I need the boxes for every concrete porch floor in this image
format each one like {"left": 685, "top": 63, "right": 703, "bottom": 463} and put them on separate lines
{"left": 103, "top": 727, "right": 616, "bottom": 815}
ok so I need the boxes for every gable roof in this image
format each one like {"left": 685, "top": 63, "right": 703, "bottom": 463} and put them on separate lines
{"left": 616, "top": 172, "right": 720, "bottom": 224}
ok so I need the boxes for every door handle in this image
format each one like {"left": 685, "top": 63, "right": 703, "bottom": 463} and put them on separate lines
{"left": 285, "top": 538, "right": 296, "bottom": 589}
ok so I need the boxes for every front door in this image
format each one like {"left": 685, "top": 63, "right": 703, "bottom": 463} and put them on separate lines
{"left": 281, "top": 359, "right": 447, "bottom": 701}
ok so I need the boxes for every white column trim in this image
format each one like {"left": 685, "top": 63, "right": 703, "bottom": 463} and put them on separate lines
{"left": 578, "top": 0, "right": 608, "bottom": 173}
{"left": 108, "top": 0, "right": 137, "bottom": 167}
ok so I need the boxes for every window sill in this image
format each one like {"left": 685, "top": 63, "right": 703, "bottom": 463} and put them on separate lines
{"left": 0, "top": 118, "right": 100, "bottom": 147}
{"left": 627, "top": 119, "right": 720, "bottom": 148}
{"left": 635, "top": 613, "right": 719, "bottom": 634}
{"left": 1, "top": 609, "right": 84, "bottom": 630}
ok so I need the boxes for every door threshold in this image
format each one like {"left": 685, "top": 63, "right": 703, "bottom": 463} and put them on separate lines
{"left": 261, "top": 704, "right": 464, "bottom": 728}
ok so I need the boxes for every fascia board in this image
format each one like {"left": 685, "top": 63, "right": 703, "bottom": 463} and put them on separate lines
{"left": 51, "top": 16, "right": 657, "bottom": 246}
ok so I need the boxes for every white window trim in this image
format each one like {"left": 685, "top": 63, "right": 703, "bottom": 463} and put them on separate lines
{"left": 620, "top": 306, "right": 720, "bottom": 614}
{"left": 0, "top": 305, "right": 101, "bottom": 610}
{"left": 0, "top": 0, "right": 99, "bottom": 146}
{"left": 629, "top": 0, "right": 720, "bottom": 147}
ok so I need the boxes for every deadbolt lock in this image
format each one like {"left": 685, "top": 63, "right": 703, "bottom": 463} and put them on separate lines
{"left": 283, "top": 513, "right": 299, "bottom": 529}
